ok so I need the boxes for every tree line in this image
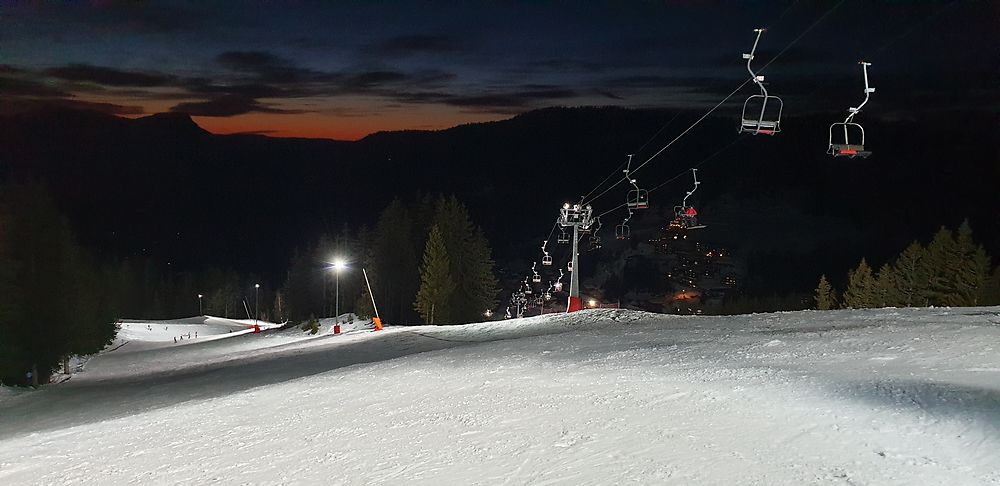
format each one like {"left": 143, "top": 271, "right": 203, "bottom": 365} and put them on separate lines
{"left": 278, "top": 194, "right": 499, "bottom": 325}
{"left": 1, "top": 185, "right": 115, "bottom": 386}
{"left": 1, "top": 183, "right": 498, "bottom": 386}
{"left": 815, "top": 221, "right": 1000, "bottom": 310}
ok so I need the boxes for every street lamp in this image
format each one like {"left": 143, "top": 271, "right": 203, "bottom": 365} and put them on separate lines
{"left": 330, "top": 261, "right": 346, "bottom": 323}
{"left": 198, "top": 294, "right": 203, "bottom": 315}
{"left": 254, "top": 284, "right": 260, "bottom": 326}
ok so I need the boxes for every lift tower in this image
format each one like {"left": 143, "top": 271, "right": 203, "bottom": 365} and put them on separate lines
{"left": 558, "top": 203, "right": 594, "bottom": 312}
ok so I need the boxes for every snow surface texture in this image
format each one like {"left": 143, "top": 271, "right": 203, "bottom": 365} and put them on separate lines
{"left": 1, "top": 308, "right": 999, "bottom": 484}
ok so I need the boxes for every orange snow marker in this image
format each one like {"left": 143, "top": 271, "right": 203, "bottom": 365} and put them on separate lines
{"left": 363, "top": 268, "right": 384, "bottom": 331}
{"left": 253, "top": 324, "right": 261, "bottom": 333}
{"left": 333, "top": 324, "right": 341, "bottom": 334}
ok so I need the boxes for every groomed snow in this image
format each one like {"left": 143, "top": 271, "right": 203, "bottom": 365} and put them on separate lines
{"left": 1, "top": 308, "right": 999, "bottom": 484}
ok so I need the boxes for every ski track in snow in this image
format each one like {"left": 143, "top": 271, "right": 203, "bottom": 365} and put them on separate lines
{"left": 1, "top": 307, "right": 999, "bottom": 484}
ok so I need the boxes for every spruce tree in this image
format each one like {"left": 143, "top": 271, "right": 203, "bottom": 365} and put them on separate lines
{"left": 924, "top": 226, "right": 961, "bottom": 306}
{"left": 373, "top": 199, "right": 419, "bottom": 324}
{"left": 0, "top": 184, "right": 114, "bottom": 384}
{"left": 414, "top": 225, "right": 455, "bottom": 324}
{"left": 893, "top": 241, "right": 928, "bottom": 307}
{"left": 953, "top": 220, "right": 991, "bottom": 306}
{"left": 814, "top": 274, "right": 835, "bottom": 310}
{"left": 980, "top": 266, "right": 1000, "bottom": 305}
{"left": 874, "top": 263, "right": 899, "bottom": 307}
{"left": 432, "top": 196, "right": 498, "bottom": 323}
{"left": 842, "top": 258, "right": 876, "bottom": 309}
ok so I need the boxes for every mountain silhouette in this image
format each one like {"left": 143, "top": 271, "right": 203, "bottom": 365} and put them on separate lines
{"left": 0, "top": 105, "right": 996, "bottom": 294}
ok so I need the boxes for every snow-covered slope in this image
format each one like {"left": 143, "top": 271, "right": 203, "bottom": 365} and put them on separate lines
{"left": 1, "top": 308, "right": 998, "bottom": 484}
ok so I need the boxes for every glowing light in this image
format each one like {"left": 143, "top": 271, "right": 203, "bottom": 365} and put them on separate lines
{"left": 588, "top": 299, "right": 597, "bottom": 307}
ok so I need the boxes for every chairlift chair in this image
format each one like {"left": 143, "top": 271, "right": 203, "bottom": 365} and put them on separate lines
{"left": 567, "top": 261, "right": 574, "bottom": 272}
{"left": 669, "top": 169, "right": 707, "bottom": 230}
{"left": 615, "top": 224, "right": 630, "bottom": 240}
{"left": 590, "top": 235, "right": 603, "bottom": 250}
{"left": 554, "top": 270, "right": 565, "bottom": 292}
{"left": 828, "top": 62, "right": 874, "bottom": 158}
{"left": 622, "top": 154, "right": 650, "bottom": 210}
{"left": 616, "top": 210, "right": 632, "bottom": 240}
{"left": 670, "top": 205, "right": 705, "bottom": 230}
{"left": 541, "top": 240, "right": 553, "bottom": 265}
{"left": 740, "top": 28, "right": 783, "bottom": 135}
{"left": 627, "top": 188, "right": 649, "bottom": 210}
{"left": 557, "top": 229, "right": 570, "bottom": 244}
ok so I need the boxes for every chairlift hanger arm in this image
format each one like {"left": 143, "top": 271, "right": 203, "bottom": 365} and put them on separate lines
{"left": 846, "top": 61, "right": 874, "bottom": 123}
{"left": 745, "top": 28, "right": 769, "bottom": 97}
{"left": 681, "top": 168, "right": 700, "bottom": 207}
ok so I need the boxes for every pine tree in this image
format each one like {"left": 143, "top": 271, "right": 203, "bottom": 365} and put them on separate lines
{"left": 980, "top": 265, "right": 1000, "bottom": 305}
{"left": 874, "top": 263, "right": 898, "bottom": 307}
{"left": 432, "top": 196, "right": 499, "bottom": 323}
{"left": 414, "top": 225, "right": 455, "bottom": 324}
{"left": 373, "top": 199, "right": 419, "bottom": 324}
{"left": 893, "top": 241, "right": 928, "bottom": 307}
{"left": 281, "top": 247, "right": 324, "bottom": 321}
{"left": 814, "top": 274, "right": 835, "bottom": 310}
{"left": 953, "top": 220, "right": 991, "bottom": 306}
{"left": 0, "top": 184, "right": 114, "bottom": 384}
{"left": 924, "top": 226, "right": 961, "bottom": 306}
{"left": 272, "top": 290, "right": 286, "bottom": 323}
{"left": 842, "top": 258, "right": 876, "bottom": 309}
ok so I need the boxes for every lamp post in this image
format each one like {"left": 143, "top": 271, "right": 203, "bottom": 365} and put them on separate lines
{"left": 331, "top": 261, "right": 346, "bottom": 323}
{"left": 254, "top": 284, "right": 260, "bottom": 326}
{"left": 198, "top": 294, "right": 203, "bottom": 315}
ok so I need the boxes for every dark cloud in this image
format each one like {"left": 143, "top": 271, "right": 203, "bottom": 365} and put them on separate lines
{"left": 338, "top": 70, "right": 455, "bottom": 94}
{"left": 216, "top": 51, "right": 328, "bottom": 84}
{"left": 711, "top": 45, "right": 827, "bottom": 69}
{"left": 2, "top": 97, "right": 144, "bottom": 115}
{"left": 217, "top": 51, "right": 288, "bottom": 72}
{"left": 446, "top": 88, "right": 577, "bottom": 108}
{"left": 597, "top": 90, "right": 625, "bottom": 100}
{"left": 341, "top": 71, "right": 408, "bottom": 90}
{"left": 0, "top": 75, "right": 72, "bottom": 98}
{"left": 525, "top": 59, "right": 613, "bottom": 74}
{"left": 185, "top": 82, "right": 286, "bottom": 99}
{"left": 45, "top": 64, "right": 174, "bottom": 87}
{"left": 170, "top": 95, "right": 305, "bottom": 117}
{"left": 372, "top": 35, "right": 462, "bottom": 58}
{"left": 390, "top": 91, "right": 453, "bottom": 104}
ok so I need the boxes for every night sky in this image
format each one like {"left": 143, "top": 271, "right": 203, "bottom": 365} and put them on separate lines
{"left": 3, "top": 1, "right": 995, "bottom": 140}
